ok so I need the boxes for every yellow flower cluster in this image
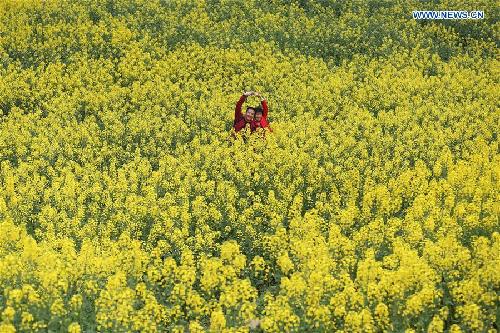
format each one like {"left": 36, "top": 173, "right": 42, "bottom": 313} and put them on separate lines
{"left": 0, "top": 0, "right": 498, "bottom": 332}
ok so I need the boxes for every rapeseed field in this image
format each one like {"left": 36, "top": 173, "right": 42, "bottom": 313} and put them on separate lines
{"left": 0, "top": 0, "right": 498, "bottom": 332}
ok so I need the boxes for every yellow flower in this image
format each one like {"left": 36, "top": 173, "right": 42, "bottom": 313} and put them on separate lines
{"left": 210, "top": 309, "right": 226, "bottom": 332}
{"left": 1, "top": 307, "right": 15, "bottom": 322}
{"left": 428, "top": 316, "right": 444, "bottom": 333}
{"left": 70, "top": 295, "right": 83, "bottom": 311}
{"left": 0, "top": 323, "right": 17, "bottom": 333}
{"left": 189, "top": 320, "right": 205, "bottom": 333}
{"left": 277, "top": 252, "right": 294, "bottom": 275}
{"left": 50, "top": 298, "right": 67, "bottom": 317}
{"left": 20, "top": 312, "right": 34, "bottom": 331}
{"left": 67, "top": 322, "right": 81, "bottom": 333}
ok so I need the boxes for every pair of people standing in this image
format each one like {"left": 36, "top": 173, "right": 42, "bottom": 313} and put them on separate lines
{"left": 233, "top": 91, "right": 271, "bottom": 133}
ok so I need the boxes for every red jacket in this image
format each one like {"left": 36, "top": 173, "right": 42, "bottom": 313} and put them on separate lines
{"left": 234, "top": 94, "right": 255, "bottom": 132}
{"left": 253, "top": 99, "right": 272, "bottom": 131}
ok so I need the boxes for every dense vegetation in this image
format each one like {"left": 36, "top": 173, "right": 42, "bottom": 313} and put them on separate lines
{"left": 0, "top": 0, "right": 498, "bottom": 332}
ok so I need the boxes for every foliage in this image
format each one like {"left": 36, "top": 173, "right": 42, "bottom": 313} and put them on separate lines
{"left": 0, "top": 0, "right": 498, "bottom": 332}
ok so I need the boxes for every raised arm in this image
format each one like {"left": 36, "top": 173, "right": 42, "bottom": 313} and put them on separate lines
{"left": 261, "top": 98, "right": 268, "bottom": 120}
{"left": 234, "top": 94, "right": 246, "bottom": 123}
{"left": 255, "top": 92, "right": 269, "bottom": 120}
{"left": 235, "top": 91, "right": 254, "bottom": 122}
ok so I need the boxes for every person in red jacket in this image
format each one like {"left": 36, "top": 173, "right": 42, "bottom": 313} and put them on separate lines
{"left": 252, "top": 92, "right": 272, "bottom": 132}
{"left": 233, "top": 91, "right": 257, "bottom": 133}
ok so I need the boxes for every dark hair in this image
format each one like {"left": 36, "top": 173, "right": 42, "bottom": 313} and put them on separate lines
{"left": 246, "top": 106, "right": 255, "bottom": 113}
{"left": 254, "top": 106, "right": 263, "bottom": 115}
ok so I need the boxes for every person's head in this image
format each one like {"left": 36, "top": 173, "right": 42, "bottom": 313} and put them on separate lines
{"left": 254, "top": 106, "right": 263, "bottom": 122}
{"left": 245, "top": 107, "right": 255, "bottom": 122}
